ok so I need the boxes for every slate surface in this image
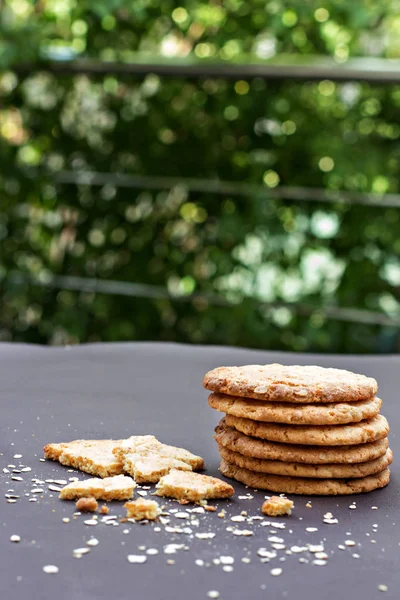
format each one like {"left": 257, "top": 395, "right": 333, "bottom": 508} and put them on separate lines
{"left": 0, "top": 342, "right": 398, "bottom": 600}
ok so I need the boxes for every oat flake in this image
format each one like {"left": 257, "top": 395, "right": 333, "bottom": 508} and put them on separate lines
{"left": 220, "top": 556, "right": 234, "bottom": 565}
{"left": 87, "top": 538, "right": 99, "bottom": 547}
{"left": 127, "top": 555, "right": 147, "bottom": 564}
{"left": 43, "top": 565, "right": 59, "bottom": 574}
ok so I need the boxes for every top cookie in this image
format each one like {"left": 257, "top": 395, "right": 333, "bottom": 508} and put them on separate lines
{"left": 203, "top": 364, "right": 377, "bottom": 403}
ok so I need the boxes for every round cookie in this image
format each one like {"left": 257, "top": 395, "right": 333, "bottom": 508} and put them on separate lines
{"left": 225, "top": 414, "right": 389, "bottom": 446}
{"left": 209, "top": 393, "right": 382, "bottom": 425}
{"left": 203, "top": 363, "right": 377, "bottom": 403}
{"left": 218, "top": 445, "right": 393, "bottom": 479}
{"left": 219, "top": 460, "right": 391, "bottom": 495}
{"left": 215, "top": 419, "right": 389, "bottom": 464}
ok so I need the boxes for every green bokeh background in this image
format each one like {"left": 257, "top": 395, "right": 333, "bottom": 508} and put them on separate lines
{"left": 1, "top": 1, "right": 400, "bottom": 352}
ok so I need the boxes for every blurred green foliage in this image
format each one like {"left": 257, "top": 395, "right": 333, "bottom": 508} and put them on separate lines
{"left": 1, "top": 1, "right": 400, "bottom": 352}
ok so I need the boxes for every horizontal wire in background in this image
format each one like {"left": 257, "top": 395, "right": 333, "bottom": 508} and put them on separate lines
{"left": 6, "top": 273, "right": 400, "bottom": 328}
{"left": 15, "top": 55, "right": 400, "bottom": 84}
{"left": 54, "top": 170, "right": 400, "bottom": 208}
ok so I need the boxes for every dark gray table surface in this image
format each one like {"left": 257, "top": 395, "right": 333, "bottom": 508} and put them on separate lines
{"left": 1, "top": 342, "right": 399, "bottom": 600}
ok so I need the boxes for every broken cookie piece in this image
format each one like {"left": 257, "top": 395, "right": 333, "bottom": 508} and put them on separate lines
{"left": 124, "top": 455, "right": 193, "bottom": 484}
{"left": 60, "top": 475, "right": 135, "bottom": 501}
{"left": 75, "top": 497, "right": 98, "bottom": 512}
{"left": 114, "top": 435, "right": 204, "bottom": 483}
{"left": 124, "top": 498, "right": 161, "bottom": 521}
{"left": 154, "top": 469, "right": 234, "bottom": 502}
{"left": 262, "top": 496, "right": 294, "bottom": 517}
{"left": 44, "top": 439, "right": 124, "bottom": 478}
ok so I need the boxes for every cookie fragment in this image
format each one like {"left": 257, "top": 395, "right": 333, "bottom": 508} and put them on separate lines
{"left": 262, "top": 496, "right": 294, "bottom": 516}
{"left": 60, "top": 475, "right": 135, "bottom": 501}
{"left": 44, "top": 439, "right": 124, "bottom": 478}
{"left": 124, "top": 498, "right": 161, "bottom": 521}
{"left": 203, "top": 364, "right": 378, "bottom": 403}
{"left": 155, "top": 469, "right": 235, "bottom": 502}
{"left": 75, "top": 497, "right": 99, "bottom": 512}
{"left": 114, "top": 435, "right": 204, "bottom": 483}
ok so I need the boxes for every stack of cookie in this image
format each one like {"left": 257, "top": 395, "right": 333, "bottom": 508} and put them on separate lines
{"left": 203, "top": 364, "right": 392, "bottom": 495}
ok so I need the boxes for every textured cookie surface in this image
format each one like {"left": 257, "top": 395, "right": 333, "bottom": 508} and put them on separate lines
{"left": 113, "top": 435, "right": 204, "bottom": 483}
{"left": 225, "top": 414, "right": 389, "bottom": 446}
{"left": 209, "top": 393, "right": 382, "bottom": 425}
{"left": 220, "top": 460, "right": 390, "bottom": 495}
{"left": 203, "top": 364, "right": 377, "bottom": 403}
{"left": 44, "top": 439, "right": 124, "bottom": 478}
{"left": 218, "top": 445, "right": 393, "bottom": 479}
{"left": 155, "top": 469, "right": 234, "bottom": 502}
{"left": 215, "top": 420, "right": 389, "bottom": 464}
{"left": 59, "top": 474, "right": 136, "bottom": 501}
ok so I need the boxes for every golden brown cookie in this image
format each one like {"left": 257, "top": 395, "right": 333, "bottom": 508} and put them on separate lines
{"left": 59, "top": 475, "right": 136, "bottom": 501}
{"left": 203, "top": 364, "right": 377, "bottom": 403}
{"left": 209, "top": 393, "right": 382, "bottom": 425}
{"left": 113, "top": 435, "right": 204, "bottom": 483}
{"left": 154, "top": 469, "right": 235, "bottom": 502}
{"left": 44, "top": 439, "right": 124, "bottom": 478}
{"left": 219, "top": 460, "right": 390, "bottom": 495}
{"left": 218, "top": 445, "right": 393, "bottom": 479}
{"left": 215, "top": 420, "right": 389, "bottom": 464}
{"left": 225, "top": 414, "right": 389, "bottom": 446}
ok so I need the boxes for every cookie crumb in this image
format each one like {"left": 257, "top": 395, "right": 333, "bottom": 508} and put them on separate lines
{"left": 204, "top": 505, "right": 217, "bottom": 512}
{"left": 43, "top": 565, "right": 59, "bottom": 574}
{"left": 124, "top": 498, "right": 161, "bottom": 521}
{"left": 99, "top": 505, "right": 109, "bottom": 514}
{"left": 262, "top": 496, "right": 294, "bottom": 517}
{"left": 76, "top": 497, "right": 98, "bottom": 513}
{"left": 127, "top": 555, "right": 147, "bottom": 564}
